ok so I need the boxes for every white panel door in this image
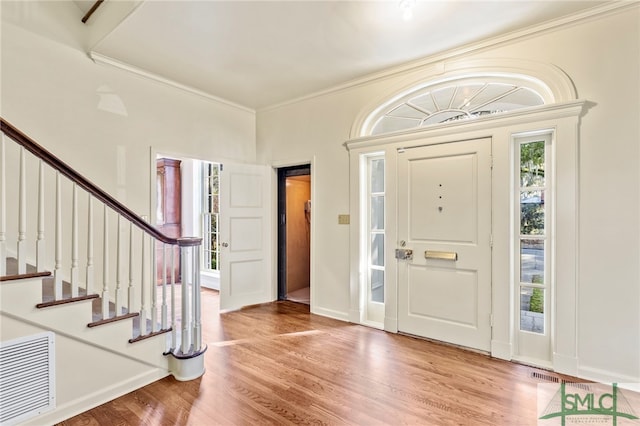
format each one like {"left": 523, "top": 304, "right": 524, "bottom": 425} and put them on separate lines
{"left": 219, "top": 163, "right": 272, "bottom": 311}
{"left": 397, "top": 138, "right": 492, "bottom": 351}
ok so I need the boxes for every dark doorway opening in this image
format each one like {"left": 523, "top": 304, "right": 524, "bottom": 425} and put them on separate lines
{"left": 277, "top": 165, "right": 311, "bottom": 304}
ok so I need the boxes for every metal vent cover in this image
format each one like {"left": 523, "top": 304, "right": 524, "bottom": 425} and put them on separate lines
{"left": 0, "top": 332, "right": 55, "bottom": 425}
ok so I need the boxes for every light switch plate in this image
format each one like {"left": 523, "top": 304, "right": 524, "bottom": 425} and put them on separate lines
{"left": 338, "top": 214, "right": 350, "bottom": 225}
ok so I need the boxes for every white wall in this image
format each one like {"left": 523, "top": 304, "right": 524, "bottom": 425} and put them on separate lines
{"left": 1, "top": 1, "right": 256, "bottom": 299}
{"left": 257, "top": 6, "right": 640, "bottom": 383}
{"left": 3, "top": 0, "right": 638, "bottom": 386}
{"left": 1, "top": 1, "right": 256, "bottom": 221}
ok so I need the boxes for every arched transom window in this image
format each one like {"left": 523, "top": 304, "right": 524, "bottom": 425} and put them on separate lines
{"left": 370, "top": 76, "right": 548, "bottom": 135}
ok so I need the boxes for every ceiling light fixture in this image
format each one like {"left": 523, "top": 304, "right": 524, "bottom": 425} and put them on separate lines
{"left": 399, "top": 0, "right": 416, "bottom": 21}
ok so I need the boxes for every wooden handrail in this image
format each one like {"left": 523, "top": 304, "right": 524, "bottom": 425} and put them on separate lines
{"left": 81, "top": 0, "right": 105, "bottom": 24}
{"left": 0, "top": 117, "right": 183, "bottom": 245}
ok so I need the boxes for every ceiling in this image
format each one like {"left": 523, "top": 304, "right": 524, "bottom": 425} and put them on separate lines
{"left": 84, "top": 0, "right": 606, "bottom": 110}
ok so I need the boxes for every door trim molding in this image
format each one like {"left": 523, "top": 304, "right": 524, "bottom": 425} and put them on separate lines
{"left": 347, "top": 101, "right": 585, "bottom": 376}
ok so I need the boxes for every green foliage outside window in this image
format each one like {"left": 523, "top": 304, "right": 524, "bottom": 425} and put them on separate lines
{"left": 529, "top": 287, "right": 544, "bottom": 313}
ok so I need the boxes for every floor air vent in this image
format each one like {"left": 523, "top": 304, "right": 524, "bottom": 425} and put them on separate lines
{"left": 530, "top": 371, "right": 559, "bottom": 383}
{"left": 0, "top": 332, "right": 55, "bottom": 425}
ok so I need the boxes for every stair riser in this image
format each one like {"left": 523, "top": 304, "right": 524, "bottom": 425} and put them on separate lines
{"left": 1, "top": 277, "right": 169, "bottom": 367}
{"left": 0, "top": 277, "right": 44, "bottom": 305}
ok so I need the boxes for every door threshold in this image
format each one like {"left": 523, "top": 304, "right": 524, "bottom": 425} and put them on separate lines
{"left": 397, "top": 331, "right": 491, "bottom": 356}
{"left": 360, "top": 320, "right": 384, "bottom": 330}
{"left": 511, "top": 355, "right": 554, "bottom": 371}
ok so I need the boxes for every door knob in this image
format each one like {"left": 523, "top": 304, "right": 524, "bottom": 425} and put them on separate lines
{"left": 221, "top": 242, "right": 229, "bottom": 247}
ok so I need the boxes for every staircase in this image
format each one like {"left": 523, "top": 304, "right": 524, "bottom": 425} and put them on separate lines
{"left": 0, "top": 118, "right": 206, "bottom": 425}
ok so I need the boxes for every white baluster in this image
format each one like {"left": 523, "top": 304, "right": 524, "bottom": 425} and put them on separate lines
{"left": 114, "top": 215, "right": 122, "bottom": 316}
{"left": 181, "top": 244, "right": 190, "bottom": 354}
{"left": 86, "top": 195, "right": 94, "bottom": 295}
{"left": 128, "top": 221, "right": 135, "bottom": 314}
{"left": 70, "top": 183, "right": 79, "bottom": 297}
{"left": 161, "top": 243, "right": 168, "bottom": 330}
{"left": 192, "top": 243, "right": 202, "bottom": 351}
{"left": 0, "top": 135, "right": 6, "bottom": 276}
{"left": 53, "top": 172, "right": 62, "bottom": 299}
{"left": 140, "top": 229, "right": 147, "bottom": 335}
{"left": 36, "top": 160, "right": 45, "bottom": 272}
{"left": 170, "top": 244, "right": 176, "bottom": 350}
{"left": 102, "top": 205, "right": 109, "bottom": 320}
{"left": 151, "top": 238, "right": 158, "bottom": 332}
{"left": 17, "top": 147, "right": 26, "bottom": 274}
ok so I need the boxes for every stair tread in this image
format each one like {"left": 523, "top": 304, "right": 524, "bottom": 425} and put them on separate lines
{"left": 4, "top": 257, "right": 175, "bottom": 346}
{"left": 36, "top": 293, "right": 99, "bottom": 308}
{"left": 87, "top": 311, "right": 139, "bottom": 328}
{"left": 2, "top": 257, "right": 51, "bottom": 281}
{"left": 41, "top": 277, "right": 90, "bottom": 302}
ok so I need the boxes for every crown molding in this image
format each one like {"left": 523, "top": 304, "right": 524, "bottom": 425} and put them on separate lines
{"left": 260, "top": 1, "right": 637, "bottom": 113}
{"left": 89, "top": 52, "right": 255, "bottom": 114}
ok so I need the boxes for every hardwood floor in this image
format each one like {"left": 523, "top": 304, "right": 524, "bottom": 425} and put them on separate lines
{"left": 59, "top": 289, "right": 577, "bottom": 425}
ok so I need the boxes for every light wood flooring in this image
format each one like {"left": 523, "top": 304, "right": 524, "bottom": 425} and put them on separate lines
{"left": 59, "top": 289, "right": 579, "bottom": 425}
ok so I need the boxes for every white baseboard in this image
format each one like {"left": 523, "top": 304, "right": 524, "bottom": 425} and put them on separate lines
{"left": 311, "top": 306, "right": 349, "bottom": 322}
{"left": 200, "top": 271, "right": 220, "bottom": 290}
{"left": 578, "top": 365, "right": 640, "bottom": 385}
{"left": 491, "top": 340, "right": 512, "bottom": 360}
{"left": 24, "top": 368, "right": 170, "bottom": 425}
{"left": 348, "top": 308, "right": 361, "bottom": 324}
{"left": 553, "top": 352, "right": 578, "bottom": 377}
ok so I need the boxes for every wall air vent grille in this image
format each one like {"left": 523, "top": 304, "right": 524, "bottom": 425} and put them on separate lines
{"left": 0, "top": 331, "right": 55, "bottom": 425}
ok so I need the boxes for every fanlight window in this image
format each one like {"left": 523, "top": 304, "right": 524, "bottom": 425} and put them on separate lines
{"left": 371, "top": 79, "right": 546, "bottom": 135}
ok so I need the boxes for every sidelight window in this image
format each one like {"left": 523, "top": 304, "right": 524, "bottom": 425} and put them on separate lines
{"left": 368, "top": 156, "right": 385, "bottom": 304}
{"left": 202, "top": 162, "right": 220, "bottom": 271}
{"left": 516, "top": 135, "right": 551, "bottom": 334}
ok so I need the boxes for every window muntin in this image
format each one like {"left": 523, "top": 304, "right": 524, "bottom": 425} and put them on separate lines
{"left": 202, "top": 162, "right": 220, "bottom": 271}
{"left": 368, "top": 156, "right": 385, "bottom": 304}
{"left": 371, "top": 79, "right": 545, "bottom": 136}
{"left": 517, "top": 138, "right": 549, "bottom": 334}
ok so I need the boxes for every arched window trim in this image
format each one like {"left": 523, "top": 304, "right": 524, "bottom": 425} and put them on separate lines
{"left": 351, "top": 59, "right": 577, "bottom": 139}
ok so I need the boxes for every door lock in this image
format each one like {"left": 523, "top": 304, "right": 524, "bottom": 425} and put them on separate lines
{"left": 395, "top": 248, "right": 413, "bottom": 260}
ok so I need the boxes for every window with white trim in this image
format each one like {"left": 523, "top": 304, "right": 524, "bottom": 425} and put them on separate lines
{"left": 515, "top": 134, "right": 551, "bottom": 334}
{"left": 202, "top": 162, "right": 220, "bottom": 271}
{"left": 370, "top": 77, "right": 547, "bottom": 136}
{"left": 368, "top": 155, "right": 385, "bottom": 304}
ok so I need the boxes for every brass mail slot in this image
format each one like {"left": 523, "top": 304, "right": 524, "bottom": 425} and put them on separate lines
{"left": 425, "top": 250, "right": 458, "bottom": 261}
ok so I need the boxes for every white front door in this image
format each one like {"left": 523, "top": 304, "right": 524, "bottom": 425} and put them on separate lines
{"left": 219, "top": 163, "right": 272, "bottom": 311}
{"left": 397, "top": 138, "right": 492, "bottom": 351}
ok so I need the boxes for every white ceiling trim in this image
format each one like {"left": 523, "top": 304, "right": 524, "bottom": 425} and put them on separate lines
{"left": 89, "top": 51, "right": 256, "bottom": 114}
{"left": 260, "top": 1, "right": 636, "bottom": 113}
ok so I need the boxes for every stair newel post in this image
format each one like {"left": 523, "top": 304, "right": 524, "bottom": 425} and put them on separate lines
{"left": 180, "top": 242, "right": 190, "bottom": 354}
{"left": 151, "top": 237, "right": 158, "bottom": 332}
{"left": 139, "top": 220, "right": 147, "bottom": 336}
{"left": 17, "top": 146, "right": 26, "bottom": 274}
{"left": 54, "top": 171, "right": 62, "bottom": 299}
{"left": 127, "top": 221, "right": 135, "bottom": 314}
{"left": 114, "top": 214, "right": 122, "bottom": 316}
{"left": 36, "top": 160, "right": 45, "bottom": 272}
{"left": 0, "top": 135, "right": 6, "bottom": 276}
{"left": 161, "top": 243, "right": 168, "bottom": 330}
{"left": 102, "top": 205, "right": 110, "bottom": 320}
{"left": 70, "top": 183, "right": 79, "bottom": 297}
{"left": 170, "top": 243, "right": 176, "bottom": 350}
{"left": 192, "top": 242, "right": 202, "bottom": 351}
{"left": 86, "top": 195, "right": 94, "bottom": 295}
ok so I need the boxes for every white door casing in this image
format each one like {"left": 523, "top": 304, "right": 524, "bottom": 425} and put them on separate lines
{"left": 219, "top": 163, "right": 272, "bottom": 312}
{"left": 397, "top": 138, "right": 492, "bottom": 351}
